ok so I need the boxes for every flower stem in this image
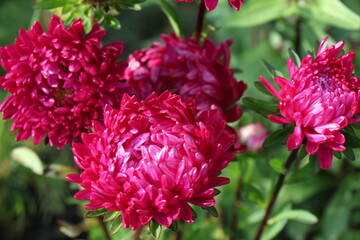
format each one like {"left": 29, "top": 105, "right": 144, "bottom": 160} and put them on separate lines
{"left": 253, "top": 148, "right": 298, "bottom": 240}
{"left": 98, "top": 217, "right": 112, "bottom": 240}
{"left": 194, "top": 0, "right": 206, "bottom": 43}
{"left": 294, "top": 16, "right": 302, "bottom": 54}
{"left": 134, "top": 226, "right": 143, "bottom": 240}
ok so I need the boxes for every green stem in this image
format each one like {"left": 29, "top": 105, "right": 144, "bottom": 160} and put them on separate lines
{"left": 99, "top": 217, "right": 112, "bottom": 240}
{"left": 253, "top": 149, "right": 298, "bottom": 240}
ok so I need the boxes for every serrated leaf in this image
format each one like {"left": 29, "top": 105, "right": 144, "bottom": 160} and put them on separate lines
{"left": 268, "top": 209, "right": 318, "bottom": 225}
{"left": 254, "top": 81, "right": 273, "bottom": 96}
{"left": 103, "top": 211, "right": 121, "bottom": 222}
{"left": 149, "top": 220, "right": 162, "bottom": 240}
{"left": 288, "top": 48, "right": 301, "bottom": 68}
{"left": 223, "top": 0, "right": 297, "bottom": 28}
{"left": 110, "top": 215, "right": 123, "bottom": 235}
{"left": 157, "top": 0, "right": 182, "bottom": 37}
{"left": 269, "top": 158, "right": 285, "bottom": 174}
{"left": 262, "top": 126, "right": 294, "bottom": 148}
{"left": 309, "top": 154, "right": 320, "bottom": 174}
{"left": 35, "top": 0, "right": 70, "bottom": 9}
{"left": 242, "top": 97, "right": 279, "bottom": 117}
{"left": 85, "top": 208, "right": 107, "bottom": 218}
{"left": 201, "top": 206, "right": 219, "bottom": 218}
{"left": 11, "top": 147, "right": 44, "bottom": 175}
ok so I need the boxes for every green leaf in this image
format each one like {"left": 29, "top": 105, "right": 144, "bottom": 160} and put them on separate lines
{"left": 297, "top": 144, "right": 307, "bottom": 160}
{"left": 104, "top": 15, "right": 121, "bottom": 29}
{"left": 242, "top": 184, "right": 265, "bottom": 206}
{"left": 190, "top": 206, "right": 198, "bottom": 218}
{"left": 343, "top": 131, "right": 360, "bottom": 148}
{"left": 201, "top": 206, "right": 219, "bottom": 218}
{"left": 300, "top": 0, "right": 360, "bottom": 30}
{"left": 268, "top": 209, "right": 318, "bottom": 225}
{"left": 85, "top": 208, "right": 107, "bottom": 218}
{"left": 262, "top": 60, "right": 278, "bottom": 78}
{"left": 262, "top": 126, "right": 294, "bottom": 148}
{"left": 286, "top": 164, "right": 314, "bottom": 184}
{"left": 110, "top": 215, "right": 123, "bottom": 235}
{"left": 309, "top": 154, "right": 320, "bottom": 174}
{"left": 11, "top": 147, "right": 44, "bottom": 175}
{"left": 214, "top": 188, "right": 221, "bottom": 196}
{"left": 149, "top": 220, "right": 162, "bottom": 240}
{"left": 254, "top": 81, "right": 274, "bottom": 96}
{"left": 288, "top": 48, "right": 301, "bottom": 68}
{"left": 157, "top": 0, "right": 182, "bottom": 37}
{"left": 223, "top": 0, "right": 297, "bottom": 28}
{"left": 168, "top": 221, "right": 178, "bottom": 231}
{"left": 269, "top": 158, "right": 285, "bottom": 174}
{"left": 94, "top": 9, "right": 105, "bottom": 23}
{"left": 242, "top": 97, "right": 279, "bottom": 117}
{"left": 333, "top": 151, "right": 342, "bottom": 160}
{"left": 35, "top": 0, "right": 70, "bottom": 9}
{"left": 343, "top": 148, "right": 355, "bottom": 161}
{"left": 103, "top": 211, "right": 121, "bottom": 222}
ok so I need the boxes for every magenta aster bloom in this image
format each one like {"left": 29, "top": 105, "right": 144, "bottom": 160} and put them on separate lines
{"left": 124, "top": 33, "right": 246, "bottom": 123}
{"left": 260, "top": 38, "right": 360, "bottom": 169}
{"left": 175, "top": 0, "right": 243, "bottom": 11}
{"left": 0, "top": 15, "right": 129, "bottom": 149}
{"left": 67, "top": 91, "right": 235, "bottom": 230}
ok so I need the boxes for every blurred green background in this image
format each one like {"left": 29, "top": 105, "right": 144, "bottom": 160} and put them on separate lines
{"left": 1, "top": 0, "right": 360, "bottom": 239}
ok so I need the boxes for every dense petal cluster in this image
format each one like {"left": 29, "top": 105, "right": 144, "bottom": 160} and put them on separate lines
{"left": 67, "top": 91, "right": 235, "bottom": 230}
{"left": 124, "top": 33, "right": 246, "bottom": 123}
{"left": 260, "top": 38, "right": 360, "bottom": 169}
{"left": 0, "top": 15, "right": 129, "bottom": 149}
{"left": 175, "top": 0, "right": 243, "bottom": 11}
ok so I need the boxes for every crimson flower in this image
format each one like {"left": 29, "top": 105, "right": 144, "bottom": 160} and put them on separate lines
{"left": 124, "top": 33, "right": 246, "bottom": 123}
{"left": 0, "top": 15, "right": 129, "bottom": 149}
{"left": 67, "top": 91, "right": 235, "bottom": 230}
{"left": 175, "top": 0, "right": 243, "bottom": 11}
{"left": 260, "top": 38, "right": 360, "bottom": 169}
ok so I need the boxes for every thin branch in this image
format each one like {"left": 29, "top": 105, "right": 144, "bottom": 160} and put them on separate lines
{"left": 253, "top": 148, "right": 299, "bottom": 240}
{"left": 98, "top": 217, "right": 112, "bottom": 240}
{"left": 194, "top": 0, "right": 206, "bottom": 43}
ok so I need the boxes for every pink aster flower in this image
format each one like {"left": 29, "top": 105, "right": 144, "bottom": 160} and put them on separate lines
{"left": 175, "top": 0, "right": 243, "bottom": 11}
{"left": 239, "top": 123, "right": 268, "bottom": 152}
{"left": 259, "top": 37, "right": 360, "bottom": 169}
{"left": 0, "top": 15, "right": 129, "bottom": 149}
{"left": 124, "top": 33, "right": 247, "bottom": 123}
{"left": 67, "top": 91, "right": 235, "bottom": 230}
